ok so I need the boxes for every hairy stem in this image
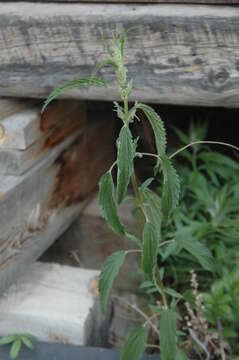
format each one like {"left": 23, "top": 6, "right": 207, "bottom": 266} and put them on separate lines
{"left": 170, "top": 140, "right": 239, "bottom": 159}
{"left": 155, "top": 267, "right": 168, "bottom": 309}
{"left": 122, "top": 90, "right": 168, "bottom": 310}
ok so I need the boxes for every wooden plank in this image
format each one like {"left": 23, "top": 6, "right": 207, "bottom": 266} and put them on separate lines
{"left": 0, "top": 99, "right": 84, "bottom": 150}
{"left": 0, "top": 115, "right": 116, "bottom": 292}
{"left": 0, "top": 262, "right": 100, "bottom": 345}
{"left": 0, "top": 98, "right": 38, "bottom": 121}
{"left": 0, "top": 101, "right": 86, "bottom": 175}
{"left": 14, "top": 0, "right": 239, "bottom": 3}
{"left": 0, "top": 4, "right": 239, "bottom": 107}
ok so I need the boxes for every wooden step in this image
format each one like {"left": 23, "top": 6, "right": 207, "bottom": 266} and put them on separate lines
{"left": 0, "top": 4, "right": 238, "bottom": 107}
{"left": 0, "top": 262, "right": 100, "bottom": 346}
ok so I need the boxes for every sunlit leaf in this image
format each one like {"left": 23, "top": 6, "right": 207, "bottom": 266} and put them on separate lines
{"left": 0, "top": 336, "right": 16, "bottom": 345}
{"left": 10, "top": 340, "right": 21, "bottom": 360}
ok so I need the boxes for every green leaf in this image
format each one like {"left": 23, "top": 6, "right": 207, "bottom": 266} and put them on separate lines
{"left": 117, "top": 127, "right": 135, "bottom": 204}
{"left": 160, "top": 309, "right": 177, "bottom": 360}
{"left": 161, "top": 155, "right": 180, "bottom": 218}
{"left": 176, "top": 349, "right": 189, "bottom": 360}
{"left": 137, "top": 103, "right": 167, "bottom": 158}
{"left": 140, "top": 178, "right": 154, "bottom": 193}
{"left": 21, "top": 336, "right": 35, "bottom": 350}
{"left": 121, "top": 326, "right": 148, "bottom": 360}
{"left": 99, "top": 172, "right": 125, "bottom": 236}
{"left": 165, "top": 288, "right": 183, "bottom": 300}
{"left": 142, "top": 222, "right": 158, "bottom": 275}
{"left": 10, "top": 340, "right": 21, "bottom": 360}
{"left": 99, "top": 251, "right": 126, "bottom": 315}
{"left": 0, "top": 335, "right": 16, "bottom": 345}
{"left": 125, "top": 233, "right": 142, "bottom": 248}
{"left": 180, "top": 238, "right": 215, "bottom": 272}
{"left": 92, "top": 59, "right": 118, "bottom": 77}
{"left": 42, "top": 77, "right": 106, "bottom": 112}
{"left": 141, "top": 188, "right": 162, "bottom": 239}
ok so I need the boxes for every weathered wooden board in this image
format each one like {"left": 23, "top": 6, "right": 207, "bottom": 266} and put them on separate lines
{"left": 0, "top": 262, "right": 100, "bottom": 345}
{"left": 0, "top": 4, "right": 239, "bottom": 107}
{"left": 0, "top": 99, "right": 84, "bottom": 150}
{"left": 0, "top": 99, "right": 38, "bottom": 121}
{"left": 0, "top": 116, "right": 116, "bottom": 293}
{"left": 14, "top": 0, "right": 239, "bottom": 3}
{"left": 0, "top": 101, "right": 86, "bottom": 175}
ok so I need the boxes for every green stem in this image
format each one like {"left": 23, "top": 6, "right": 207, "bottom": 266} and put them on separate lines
{"left": 122, "top": 89, "right": 168, "bottom": 310}
{"left": 155, "top": 267, "right": 168, "bottom": 309}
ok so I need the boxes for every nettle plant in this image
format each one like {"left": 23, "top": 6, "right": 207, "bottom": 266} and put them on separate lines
{"left": 43, "top": 31, "right": 239, "bottom": 360}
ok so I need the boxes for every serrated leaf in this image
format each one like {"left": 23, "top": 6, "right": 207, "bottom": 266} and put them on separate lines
{"left": 21, "top": 336, "right": 35, "bottom": 350}
{"left": 99, "top": 251, "right": 126, "bottom": 315}
{"left": 141, "top": 188, "right": 162, "bottom": 240}
{"left": 92, "top": 59, "right": 118, "bottom": 77}
{"left": 180, "top": 238, "right": 215, "bottom": 272}
{"left": 140, "top": 178, "right": 154, "bottom": 193}
{"left": 161, "top": 155, "right": 180, "bottom": 218}
{"left": 42, "top": 77, "right": 106, "bottom": 112}
{"left": 99, "top": 172, "right": 125, "bottom": 236}
{"left": 10, "top": 340, "right": 21, "bottom": 360}
{"left": 0, "top": 335, "right": 16, "bottom": 345}
{"left": 142, "top": 222, "right": 158, "bottom": 275}
{"left": 137, "top": 103, "right": 167, "bottom": 159}
{"left": 121, "top": 326, "right": 148, "bottom": 360}
{"left": 117, "top": 127, "right": 135, "bottom": 204}
{"left": 160, "top": 309, "right": 177, "bottom": 360}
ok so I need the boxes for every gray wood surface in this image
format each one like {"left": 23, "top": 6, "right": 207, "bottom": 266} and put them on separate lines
{"left": 0, "top": 4, "right": 239, "bottom": 107}
{"left": 12, "top": 0, "right": 239, "bottom": 3}
{"left": 0, "top": 99, "right": 84, "bottom": 150}
{"left": 0, "top": 262, "right": 99, "bottom": 345}
{"left": 0, "top": 101, "right": 86, "bottom": 175}
{"left": 0, "top": 114, "right": 116, "bottom": 293}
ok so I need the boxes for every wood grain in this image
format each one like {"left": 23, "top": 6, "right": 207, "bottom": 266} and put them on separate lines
{"left": 0, "top": 3, "right": 239, "bottom": 107}
{"left": 0, "top": 101, "right": 86, "bottom": 175}
{"left": 0, "top": 262, "right": 99, "bottom": 346}
{"left": 0, "top": 112, "right": 116, "bottom": 292}
{"left": 13, "top": 0, "right": 239, "bottom": 3}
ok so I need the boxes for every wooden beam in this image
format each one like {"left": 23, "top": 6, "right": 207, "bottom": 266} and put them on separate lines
{"left": 0, "top": 262, "right": 100, "bottom": 346}
{"left": 0, "top": 4, "right": 239, "bottom": 107}
{"left": 15, "top": 0, "right": 239, "bottom": 3}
